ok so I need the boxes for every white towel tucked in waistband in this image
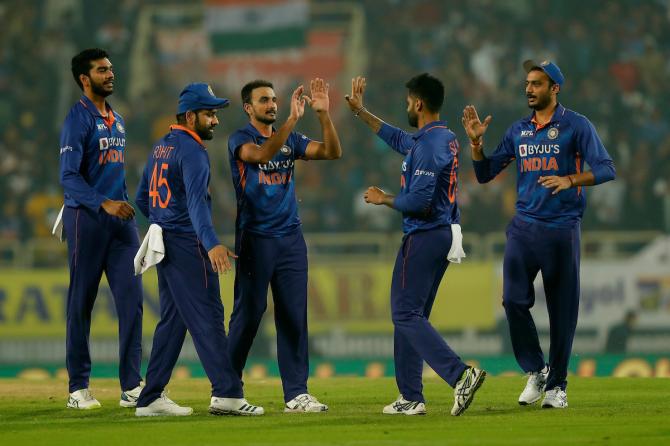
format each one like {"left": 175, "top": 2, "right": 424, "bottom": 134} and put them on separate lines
{"left": 52, "top": 205, "right": 65, "bottom": 242}
{"left": 134, "top": 224, "right": 165, "bottom": 275}
{"left": 447, "top": 223, "right": 466, "bottom": 263}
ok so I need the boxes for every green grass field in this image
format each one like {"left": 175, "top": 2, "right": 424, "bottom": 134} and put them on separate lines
{"left": 0, "top": 377, "right": 667, "bottom": 445}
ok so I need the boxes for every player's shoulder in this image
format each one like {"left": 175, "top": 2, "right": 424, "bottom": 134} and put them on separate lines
{"left": 560, "top": 106, "right": 592, "bottom": 127}
{"left": 63, "top": 100, "right": 94, "bottom": 128}
{"left": 228, "top": 126, "right": 257, "bottom": 148}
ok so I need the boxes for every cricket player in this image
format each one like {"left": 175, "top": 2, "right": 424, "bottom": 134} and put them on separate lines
{"left": 59, "top": 48, "right": 143, "bottom": 410}
{"left": 227, "top": 79, "right": 341, "bottom": 412}
{"left": 461, "top": 60, "right": 616, "bottom": 408}
{"left": 134, "top": 83, "right": 263, "bottom": 417}
{"left": 345, "top": 73, "right": 486, "bottom": 416}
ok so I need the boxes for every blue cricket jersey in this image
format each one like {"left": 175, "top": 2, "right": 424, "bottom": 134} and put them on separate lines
{"left": 377, "top": 120, "right": 461, "bottom": 235}
{"left": 228, "top": 123, "right": 311, "bottom": 237}
{"left": 135, "top": 125, "right": 220, "bottom": 251}
{"left": 472, "top": 104, "right": 616, "bottom": 227}
{"left": 59, "top": 95, "right": 128, "bottom": 210}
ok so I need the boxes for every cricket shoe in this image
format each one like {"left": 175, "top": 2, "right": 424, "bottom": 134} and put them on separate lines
{"left": 120, "top": 384, "right": 143, "bottom": 408}
{"left": 209, "top": 397, "right": 264, "bottom": 416}
{"left": 518, "top": 367, "right": 549, "bottom": 405}
{"left": 451, "top": 367, "right": 486, "bottom": 416}
{"left": 541, "top": 387, "right": 568, "bottom": 409}
{"left": 67, "top": 388, "right": 102, "bottom": 410}
{"left": 284, "top": 393, "right": 329, "bottom": 413}
{"left": 135, "top": 392, "right": 193, "bottom": 416}
{"left": 382, "top": 395, "right": 426, "bottom": 415}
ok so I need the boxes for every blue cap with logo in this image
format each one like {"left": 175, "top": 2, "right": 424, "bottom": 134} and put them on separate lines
{"left": 177, "top": 82, "right": 230, "bottom": 114}
{"left": 523, "top": 59, "right": 565, "bottom": 86}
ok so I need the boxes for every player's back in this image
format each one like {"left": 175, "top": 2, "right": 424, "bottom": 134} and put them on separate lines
{"left": 137, "top": 126, "right": 211, "bottom": 234}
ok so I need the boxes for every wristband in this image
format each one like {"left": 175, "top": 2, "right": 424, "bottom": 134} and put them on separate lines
{"left": 568, "top": 175, "right": 575, "bottom": 187}
{"left": 354, "top": 106, "right": 366, "bottom": 117}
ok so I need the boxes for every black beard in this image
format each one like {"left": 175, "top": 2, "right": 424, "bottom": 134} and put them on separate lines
{"left": 90, "top": 80, "right": 113, "bottom": 98}
{"left": 255, "top": 114, "right": 276, "bottom": 125}
{"left": 195, "top": 121, "right": 215, "bottom": 140}
{"left": 407, "top": 111, "right": 418, "bottom": 128}
{"left": 528, "top": 93, "right": 552, "bottom": 111}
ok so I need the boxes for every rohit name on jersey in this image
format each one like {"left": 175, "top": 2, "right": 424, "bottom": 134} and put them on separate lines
{"left": 518, "top": 143, "right": 559, "bottom": 173}
{"left": 98, "top": 136, "right": 126, "bottom": 165}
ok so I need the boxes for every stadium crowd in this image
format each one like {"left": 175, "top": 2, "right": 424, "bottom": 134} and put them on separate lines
{"left": 1, "top": 0, "right": 669, "bottom": 241}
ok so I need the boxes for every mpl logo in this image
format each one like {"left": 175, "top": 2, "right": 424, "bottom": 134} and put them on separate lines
{"left": 521, "top": 130, "right": 534, "bottom": 137}
{"left": 99, "top": 137, "right": 109, "bottom": 151}
{"left": 519, "top": 144, "right": 528, "bottom": 157}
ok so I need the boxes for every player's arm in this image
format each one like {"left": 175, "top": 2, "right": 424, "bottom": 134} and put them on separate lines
{"left": 237, "top": 85, "right": 305, "bottom": 164}
{"left": 365, "top": 139, "right": 440, "bottom": 215}
{"left": 539, "top": 117, "right": 616, "bottom": 194}
{"left": 134, "top": 161, "right": 150, "bottom": 218}
{"left": 462, "top": 105, "right": 514, "bottom": 183}
{"left": 59, "top": 113, "right": 134, "bottom": 218}
{"left": 345, "top": 76, "right": 414, "bottom": 155}
{"left": 303, "top": 78, "right": 342, "bottom": 160}
{"left": 182, "top": 151, "right": 235, "bottom": 273}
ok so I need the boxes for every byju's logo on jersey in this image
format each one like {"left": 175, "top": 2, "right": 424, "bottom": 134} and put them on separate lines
{"left": 280, "top": 145, "right": 291, "bottom": 156}
{"left": 521, "top": 130, "right": 534, "bottom": 137}
{"left": 99, "top": 137, "right": 109, "bottom": 151}
{"left": 519, "top": 144, "right": 527, "bottom": 157}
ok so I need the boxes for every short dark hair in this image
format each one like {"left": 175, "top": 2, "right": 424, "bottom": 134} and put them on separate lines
{"left": 405, "top": 73, "right": 444, "bottom": 113}
{"left": 175, "top": 110, "right": 203, "bottom": 125}
{"left": 71, "top": 48, "right": 110, "bottom": 90}
{"left": 241, "top": 79, "right": 274, "bottom": 105}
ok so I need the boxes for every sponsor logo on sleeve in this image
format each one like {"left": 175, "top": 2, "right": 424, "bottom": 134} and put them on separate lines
{"left": 401, "top": 161, "right": 407, "bottom": 172}
{"left": 59, "top": 145, "right": 73, "bottom": 155}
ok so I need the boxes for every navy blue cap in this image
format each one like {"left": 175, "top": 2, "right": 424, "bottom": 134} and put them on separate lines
{"left": 177, "top": 83, "right": 230, "bottom": 114}
{"left": 523, "top": 60, "right": 565, "bottom": 86}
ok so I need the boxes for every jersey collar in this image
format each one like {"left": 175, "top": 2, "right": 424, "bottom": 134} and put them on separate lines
{"left": 79, "top": 95, "right": 116, "bottom": 128}
{"left": 527, "top": 103, "right": 566, "bottom": 129}
{"left": 413, "top": 120, "right": 449, "bottom": 139}
{"left": 170, "top": 124, "right": 205, "bottom": 147}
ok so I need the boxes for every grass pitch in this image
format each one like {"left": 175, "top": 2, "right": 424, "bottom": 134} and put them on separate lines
{"left": 0, "top": 377, "right": 667, "bottom": 445}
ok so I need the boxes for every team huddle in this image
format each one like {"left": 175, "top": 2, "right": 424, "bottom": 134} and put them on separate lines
{"left": 57, "top": 48, "right": 615, "bottom": 417}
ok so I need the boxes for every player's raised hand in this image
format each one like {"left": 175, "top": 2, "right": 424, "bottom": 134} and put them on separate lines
{"left": 303, "top": 78, "right": 329, "bottom": 113}
{"left": 538, "top": 175, "right": 572, "bottom": 195}
{"left": 289, "top": 85, "right": 306, "bottom": 121}
{"left": 208, "top": 245, "right": 238, "bottom": 274}
{"left": 461, "top": 105, "right": 492, "bottom": 143}
{"left": 101, "top": 199, "right": 135, "bottom": 220}
{"left": 345, "top": 76, "right": 366, "bottom": 112}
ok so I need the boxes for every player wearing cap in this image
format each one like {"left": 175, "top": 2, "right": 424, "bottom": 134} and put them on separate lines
{"left": 345, "top": 73, "right": 486, "bottom": 417}
{"left": 59, "top": 48, "right": 143, "bottom": 410}
{"left": 134, "top": 83, "right": 263, "bottom": 417}
{"left": 462, "top": 60, "right": 616, "bottom": 408}
{"left": 226, "top": 79, "right": 341, "bottom": 413}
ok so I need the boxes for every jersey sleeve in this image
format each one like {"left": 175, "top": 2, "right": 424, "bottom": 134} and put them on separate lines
{"left": 59, "top": 111, "right": 107, "bottom": 210}
{"left": 376, "top": 123, "right": 415, "bottom": 155}
{"left": 472, "top": 126, "right": 516, "bottom": 183}
{"left": 575, "top": 116, "right": 616, "bottom": 184}
{"left": 228, "top": 130, "right": 255, "bottom": 161}
{"left": 392, "top": 136, "right": 444, "bottom": 215}
{"left": 290, "top": 131, "right": 312, "bottom": 159}
{"left": 182, "top": 148, "right": 220, "bottom": 251}
{"left": 134, "top": 157, "right": 150, "bottom": 218}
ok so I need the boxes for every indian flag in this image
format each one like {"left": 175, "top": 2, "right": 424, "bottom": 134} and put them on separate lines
{"left": 205, "top": 0, "right": 309, "bottom": 54}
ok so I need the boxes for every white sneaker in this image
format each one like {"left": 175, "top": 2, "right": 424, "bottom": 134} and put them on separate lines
{"left": 518, "top": 368, "right": 548, "bottom": 405}
{"left": 284, "top": 393, "right": 329, "bottom": 413}
{"left": 542, "top": 387, "right": 568, "bottom": 409}
{"left": 209, "top": 397, "right": 264, "bottom": 416}
{"left": 451, "top": 367, "right": 486, "bottom": 416}
{"left": 67, "top": 389, "right": 102, "bottom": 410}
{"left": 382, "top": 395, "right": 426, "bottom": 415}
{"left": 120, "top": 384, "right": 143, "bottom": 408}
{"left": 135, "top": 392, "right": 193, "bottom": 417}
